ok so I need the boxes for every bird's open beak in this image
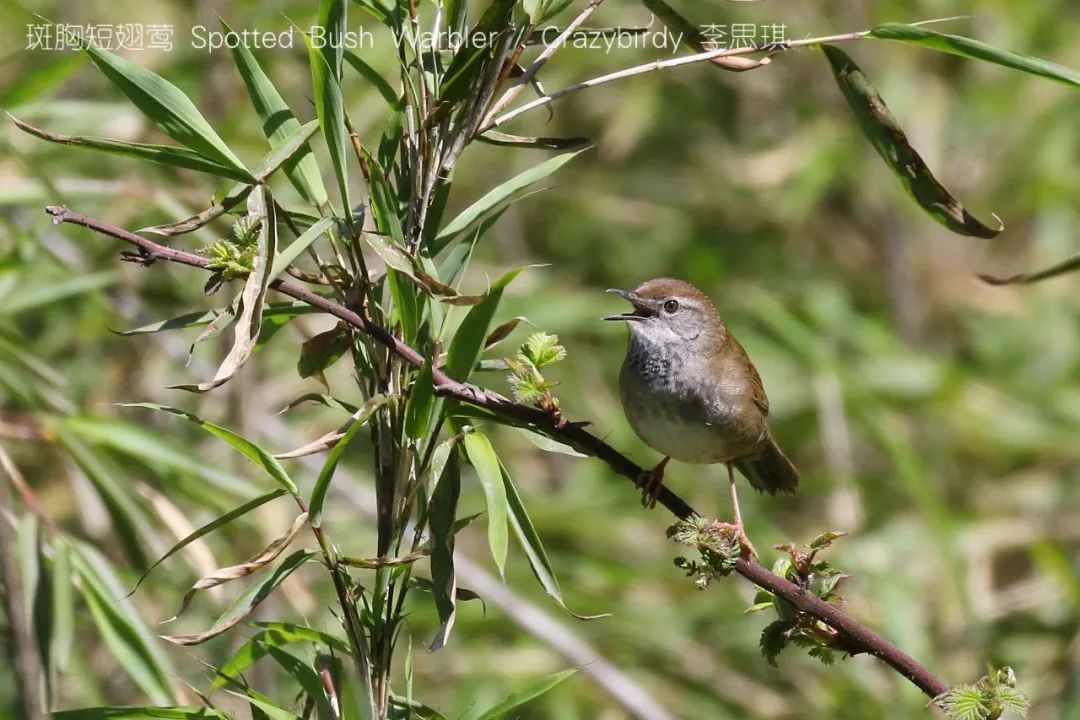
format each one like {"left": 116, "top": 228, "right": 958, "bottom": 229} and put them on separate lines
{"left": 603, "top": 288, "right": 653, "bottom": 321}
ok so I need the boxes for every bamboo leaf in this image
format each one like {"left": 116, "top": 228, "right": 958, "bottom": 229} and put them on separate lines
{"left": 344, "top": 50, "right": 402, "bottom": 109}
{"left": 641, "top": 0, "right": 769, "bottom": 71}
{"left": 869, "top": 23, "right": 1080, "bottom": 89}
{"left": 0, "top": 271, "right": 115, "bottom": 316}
{"left": 305, "top": 18, "right": 351, "bottom": 214}
{"left": 438, "top": 0, "right": 516, "bottom": 103}
{"left": 462, "top": 431, "right": 508, "bottom": 579}
{"left": 226, "top": 19, "right": 328, "bottom": 205}
{"left": 501, "top": 463, "right": 606, "bottom": 618}
{"left": 9, "top": 115, "right": 253, "bottom": 182}
{"left": 433, "top": 146, "right": 591, "bottom": 251}
{"left": 270, "top": 217, "right": 335, "bottom": 279}
{"left": 57, "top": 430, "right": 158, "bottom": 569}
{"left": 71, "top": 544, "right": 176, "bottom": 704}
{"left": 516, "top": 428, "right": 587, "bottom": 457}
{"left": 473, "top": 668, "right": 579, "bottom": 720}
{"left": 265, "top": 647, "right": 334, "bottom": 720}
{"left": 74, "top": 35, "right": 250, "bottom": 178}
{"left": 822, "top": 45, "right": 1002, "bottom": 239}
{"left": 444, "top": 266, "right": 527, "bottom": 382}
{"left": 61, "top": 416, "right": 256, "bottom": 501}
{"left": 297, "top": 324, "right": 351, "bottom": 379}
{"left": 428, "top": 450, "right": 460, "bottom": 650}
{"left": 978, "top": 253, "right": 1080, "bottom": 285}
{"left": 120, "top": 403, "right": 299, "bottom": 495}
{"left": 165, "top": 513, "right": 308, "bottom": 623}
{"left": 478, "top": 131, "right": 593, "bottom": 150}
{"left": 162, "top": 550, "right": 316, "bottom": 645}
{"left": 404, "top": 358, "right": 436, "bottom": 440}
{"left": 212, "top": 622, "right": 349, "bottom": 690}
{"left": 49, "top": 539, "right": 74, "bottom": 680}
{"left": 308, "top": 394, "right": 388, "bottom": 527}
{"left": 53, "top": 708, "right": 230, "bottom": 720}
{"left": 127, "top": 489, "right": 289, "bottom": 596}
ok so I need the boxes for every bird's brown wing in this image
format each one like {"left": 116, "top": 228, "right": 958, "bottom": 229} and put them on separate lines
{"left": 729, "top": 334, "right": 769, "bottom": 417}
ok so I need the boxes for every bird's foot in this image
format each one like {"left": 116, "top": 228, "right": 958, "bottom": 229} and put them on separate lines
{"left": 734, "top": 522, "right": 758, "bottom": 559}
{"left": 705, "top": 520, "right": 758, "bottom": 559}
{"left": 635, "top": 457, "right": 670, "bottom": 509}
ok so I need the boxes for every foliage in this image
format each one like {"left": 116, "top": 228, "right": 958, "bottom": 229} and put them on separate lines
{"left": 934, "top": 667, "right": 1031, "bottom": 720}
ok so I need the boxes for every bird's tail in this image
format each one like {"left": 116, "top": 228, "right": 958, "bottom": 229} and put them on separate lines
{"left": 734, "top": 436, "right": 799, "bottom": 495}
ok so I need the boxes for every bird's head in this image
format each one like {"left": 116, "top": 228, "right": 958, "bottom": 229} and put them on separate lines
{"left": 604, "top": 278, "right": 723, "bottom": 346}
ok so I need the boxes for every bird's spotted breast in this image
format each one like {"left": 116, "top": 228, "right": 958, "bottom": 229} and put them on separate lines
{"left": 620, "top": 334, "right": 765, "bottom": 464}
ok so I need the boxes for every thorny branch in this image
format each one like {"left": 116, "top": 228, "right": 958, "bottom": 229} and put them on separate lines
{"left": 44, "top": 205, "right": 951, "bottom": 700}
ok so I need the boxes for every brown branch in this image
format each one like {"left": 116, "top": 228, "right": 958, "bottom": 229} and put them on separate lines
{"left": 43, "top": 205, "right": 951, "bottom": 700}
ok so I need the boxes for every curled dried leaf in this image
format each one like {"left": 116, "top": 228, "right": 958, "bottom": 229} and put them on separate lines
{"left": 164, "top": 512, "right": 308, "bottom": 623}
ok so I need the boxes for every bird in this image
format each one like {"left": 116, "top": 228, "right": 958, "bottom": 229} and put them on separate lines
{"left": 604, "top": 278, "right": 799, "bottom": 556}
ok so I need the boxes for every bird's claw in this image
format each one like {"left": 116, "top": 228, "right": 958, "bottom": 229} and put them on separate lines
{"left": 634, "top": 457, "right": 670, "bottom": 509}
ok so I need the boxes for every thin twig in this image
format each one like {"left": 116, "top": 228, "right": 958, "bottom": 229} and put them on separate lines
{"left": 485, "top": 30, "right": 867, "bottom": 131}
{"left": 483, "top": 0, "right": 607, "bottom": 126}
{"left": 44, "top": 205, "right": 950, "bottom": 700}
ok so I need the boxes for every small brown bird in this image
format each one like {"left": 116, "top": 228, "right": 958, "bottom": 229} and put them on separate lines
{"left": 605, "top": 278, "right": 799, "bottom": 556}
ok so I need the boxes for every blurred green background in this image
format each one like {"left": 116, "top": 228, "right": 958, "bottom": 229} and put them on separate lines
{"left": 1, "top": 0, "right": 1078, "bottom": 718}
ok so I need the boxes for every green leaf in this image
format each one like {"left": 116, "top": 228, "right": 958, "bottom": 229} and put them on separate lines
{"left": 266, "top": 646, "right": 334, "bottom": 720}
{"left": 759, "top": 619, "right": 795, "bottom": 667}
{"left": 270, "top": 217, "right": 336, "bottom": 279}
{"left": 0, "top": 52, "right": 82, "bottom": 108}
{"left": 444, "top": 266, "right": 527, "bottom": 382}
{"left": 462, "top": 431, "right": 508, "bottom": 579}
{"left": 306, "top": 17, "right": 351, "bottom": 214}
{"left": 501, "top": 462, "right": 605, "bottom": 618}
{"left": 212, "top": 622, "right": 349, "bottom": 690}
{"left": 251, "top": 119, "right": 322, "bottom": 181}
{"left": 165, "top": 512, "right": 308, "bottom": 624}
{"left": 226, "top": 690, "right": 303, "bottom": 720}
{"left": 309, "top": 394, "right": 388, "bottom": 527}
{"left": 56, "top": 430, "right": 157, "bottom": 569}
{"left": 120, "top": 403, "right": 298, "bottom": 495}
{"left": 49, "top": 539, "right": 74, "bottom": 680}
{"left": 53, "top": 708, "right": 230, "bottom": 720}
{"left": 516, "top": 428, "right": 586, "bottom": 457}
{"left": 344, "top": 50, "right": 402, "bottom": 109}
{"left": 162, "top": 550, "right": 317, "bottom": 645}
{"left": 388, "top": 269, "right": 420, "bottom": 343}
{"left": 127, "top": 489, "right": 289, "bottom": 596}
{"left": 869, "top": 23, "right": 1080, "bottom": 89}
{"left": 472, "top": 668, "right": 579, "bottom": 720}
{"left": 438, "top": 0, "right": 516, "bottom": 103}
{"left": 433, "top": 146, "right": 591, "bottom": 251}
{"left": 75, "top": 36, "right": 250, "bottom": 178}
{"left": 226, "top": 19, "right": 328, "bottom": 205}
{"left": 405, "top": 358, "right": 437, "bottom": 440}
{"left": 0, "top": 271, "right": 115, "bottom": 316}
{"left": 60, "top": 415, "right": 255, "bottom": 501}
{"left": 115, "top": 303, "right": 319, "bottom": 336}
{"left": 428, "top": 450, "right": 461, "bottom": 650}
{"left": 9, "top": 115, "right": 253, "bottom": 182}
{"left": 298, "top": 324, "right": 351, "bottom": 379}
{"left": 70, "top": 544, "right": 176, "bottom": 704}
{"left": 978, "top": 253, "right": 1080, "bottom": 286}
{"left": 822, "top": 45, "right": 1001, "bottom": 239}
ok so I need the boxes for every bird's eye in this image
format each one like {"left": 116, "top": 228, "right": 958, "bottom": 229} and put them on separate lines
{"left": 663, "top": 299, "right": 679, "bottom": 314}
